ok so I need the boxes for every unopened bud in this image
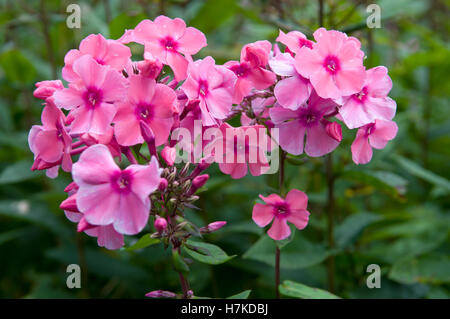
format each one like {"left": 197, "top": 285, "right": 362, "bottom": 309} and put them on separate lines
{"left": 200, "top": 221, "right": 227, "bottom": 233}
{"left": 158, "top": 178, "right": 168, "bottom": 191}
{"left": 154, "top": 217, "right": 168, "bottom": 233}
{"left": 77, "top": 217, "right": 95, "bottom": 232}
{"left": 33, "top": 80, "right": 64, "bottom": 100}
{"left": 138, "top": 53, "right": 163, "bottom": 78}
{"left": 161, "top": 146, "right": 176, "bottom": 166}
{"left": 145, "top": 290, "right": 176, "bottom": 298}
{"left": 60, "top": 194, "right": 78, "bottom": 212}
{"left": 139, "top": 121, "right": 157, "bottom": 157}
{"left": 192, "top": 174, "right": 209, "bottom": 190}
{"left": 325, "top": 121, "right": 342, "bottom": 142}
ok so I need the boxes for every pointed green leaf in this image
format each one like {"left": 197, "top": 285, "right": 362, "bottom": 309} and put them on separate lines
{"left": 184, "top": 239, "right": 235, "bottom": 265}
{"left": 280, "top": 280, "right": 341, "bottom": 299}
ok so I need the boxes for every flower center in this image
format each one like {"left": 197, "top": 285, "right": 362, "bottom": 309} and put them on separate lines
{"left": 83, "top": 87, "right": 103, "bottom": 108}
{"left": 111, "top": 170, "right": 133, "bottom": 194}
{"left": 323, "top": 55, "right": 340, "bottom": 75}
{"left": 230, "top": 63, "right": 250, "bottom": 78}
{"left": 365, "top": 123, "right": 375, "bottom": 136}
{"left": 298, "top": 38, "right": 313, "bottom": 49}
{"left": 135, "top": 103, "right": 154, "bottom": 122}
{"left": 198, "top": 79, "right": 209, "bottom": 97}
{"left": 299, "top": 107, "right": 321, "bottom": 127}
{"left": 162, "top": 37, "right": 178, "bottom": 51}
{"left": 353, "top": 86, "right": 369, "bottom": 103}
{"left": 274, "top": 204, "right": 290, "bottom": 217}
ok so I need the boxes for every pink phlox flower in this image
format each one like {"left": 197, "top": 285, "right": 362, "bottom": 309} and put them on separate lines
{"left": 225, "top": 40, "right": 276, "bottom": 103}
{"left": 62, "top": 34, "right": 131, "bottom": 82}
{"left": 29, "top": 101, "right": 72, "bottom": 176}
{"left": 54, "top": 55, "right": 128, "bottom": 135}
{"left": 351, "top": 119, "right": 398, "bottom": 164}
{"left": 181, "top": 56, "right": 236, "bottom": 126}
{"left": 252, "top": 189, "right": 310, "bottom": 241}
{"left": 276, "top": 30, "right": 314, "bottom": 56}
{"left": 295, "top": 28, "right": 366, "bottom": 100}
{"left": 269, "top": 51, "right": 312, "bottom": 110}
{"left": 113, "top": 74, "right": 178, "bottom": 147}
{"left": 269, "top": 90, "right": 340, "bottom": 157}
{"left": 217, "top": 123, "right": 271, "bottom": 179}
{"left": 338, "top": 66, "right": 396, "bottom": 129}
{"left": 72, "top": 144, "right": 162, "bottom": 235}
{"left": 126, "top": 16, "right": 207, "bottom": 81}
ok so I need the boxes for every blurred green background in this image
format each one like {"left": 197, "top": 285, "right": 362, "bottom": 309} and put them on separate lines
{"left": 0, "top": 0, "right": 449, "bottom": 299}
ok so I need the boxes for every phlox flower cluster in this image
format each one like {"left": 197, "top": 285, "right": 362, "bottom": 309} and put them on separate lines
{"left": 29, "top": 16, "right": 397, "bottom": 258}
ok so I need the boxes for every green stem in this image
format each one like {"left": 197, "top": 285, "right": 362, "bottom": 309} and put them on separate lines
{"left": 325, "top": 154, "right": 335, "bottom": 293}
{"left": 275, "top": 149, "right": 286, "bottom": 298}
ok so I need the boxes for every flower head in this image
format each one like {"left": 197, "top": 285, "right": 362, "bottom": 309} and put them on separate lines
{"left": 269, "top": 91, "right": 340, "bottom": 156}
{"left": 252, "top": 189, "right": 310, "bottom": 240}
{"left": 126, "top": 16, "right": 207, "bottom": 81}
{"left": 72, "top": 144, "right": 161, "bottom": 235}
{"left": 351, "top": 119, "right": 398, "bottom": 164}
{"left": 295, "top": 28, "right": 366, "bottom": 100}
{"left": 339, "top": 66, "right": 396, "bottom": 129}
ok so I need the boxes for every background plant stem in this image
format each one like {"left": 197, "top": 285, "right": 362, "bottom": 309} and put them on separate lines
{"left": 275, "top": 149, "right": 286, "bottom": 298}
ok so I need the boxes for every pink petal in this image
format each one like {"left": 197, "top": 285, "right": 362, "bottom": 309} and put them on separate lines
{"left": 78, "top": 184, "right": 121, "bottom": 226}
{"left": 34, "top": 130, "right": 63, "bottom": 163}
{"left": 277, "top": 120, "right": 306, "bottom": 155}
{"left": 369, "top": 119, "right": 398, "bottom": 149}
{"left": 88, "top": 102, "right": 117, "bottom": 135}
{"left": 247, "top": 67, "right": 276, "bottom": 90}
{"left": 305, "top": 123, "right": 339, "bottom": 157}
{"left": 294, "top": 47, "right": 323, "bottom": 79}
{"left": 339, "top": 98, "right": 373, "bottom": 129}
{"left": 112, "top": 193, "right": 150, "bottom": 235}
{"left": 151, "top": 84, "right": 178, "bottom": 118}
{"left": 218, "top": 162, "right": 248, "bottom": 179}
{"left": 287, "top": 209, "right": 310, "bottom": 230}
{"left": 267, "top": 217, "right": 291, "bottom": 241}
{"left": 351, "top": 129, "right": 372, "bottom": 164}
{"left": 148, "top": 118, "right": 174, "bottom": 146}
{"left": 114, "top": 117, "right": 142, "bottom": 146}
{"left": 93, "top": 224, "right": 124, "bottom": 250}
{"left": 274, "top": 75, "right": 311, "bottom": 110}
{"left": 167, "top": 51, "right": 188, "bottom": 81}
{"left": 285, "top": 189, "right": 308, "bottom": 210}
{"left": 72, "top": 55, "right": 107, "bottom": 88}
{"left": 334, "top": 67, "right": 366, "bottom": 96}
{"left": 72, "top": 144, "right": 119, "bottom": 186}
{"left": 366, "top": 66, "right": 392, "bottom": 97}
{"left": 177, "top": 27, "right": 207, "bottom": 55}
{"left": 206, "top": 88, "right": 233, "bottom": 120}
{"left": 153, "top": 15, "right": 186, "bottom": 39}
{"left": 259, "top": 193, "right": 284, "bottom": 206}
{"left": 252, "top": 203, "right": 274, "bottom": 227}
{"left": 100, "top": 69, "right": 128, "bottom": 103}
{"left": 53, "top": 87, "right": 83, "bottom": 110}
{"left": 268, "top": 52, "right": 296, "bottom": 77}
{"left": 364, "top": 96, "right": 396, "bottom": 121}
{"left": 128, "top": 157, "right": 161, "bottom": 201}
{"left": 310, "top": 69, "right": 341, "bottom": 100}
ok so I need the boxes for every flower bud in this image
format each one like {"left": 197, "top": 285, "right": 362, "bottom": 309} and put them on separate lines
{"left": 161, "top": 146, "right": 176, "bottom": 166}
{"left": 158, "top": 178, "right": 168, "bottom": 191}
{"left": 60, "top": 193, "right": 79, "bottom": 212}
{"left": 138, "top": 53, "right": 163, "bottom": 79}
{"left": 200, "top": 221, "right": 227, "bottom": 233}
{"left": 139, "top": 121, "right": 157, "bottom": 157}
{"left": 64, "top": 182, "right": 79, "bottom": 193}
{"left": 33, "top": 80, "right": 64, "bottom": 100}
{"left": 325, "top": 121, "right": 343, "bottom": 142}
{"left": 154, "top": 217, "right": 168, "bottom": 233}
{"left": 190, "top": 174, "right": 209, "bottom": 194}
{"left": 145, "top": 290, "right": 176, "bottom": 299}
{"left": 77, "top": 216, "right": 95, "bottom": 232}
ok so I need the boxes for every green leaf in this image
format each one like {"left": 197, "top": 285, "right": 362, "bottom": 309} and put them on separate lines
{"left": 279, "top": 280, "right": 341, "bottom": 299}
{"left": 0, "top": 160, "right": 41, "bottom": 184}
{"left": 226, "top": 290, "right": 251, "bottom": 299}
{"left": 0, "top": 49, "right": 36, "bottom": 84}
{"left": 125, "top": 235, "right": 160, "bottom": 251}
{"left": 392, "top": 155, "right": 450, "bottom": 194}
{"left": 243, "top": 234, "right": 331, "bottom": 270}
{"left": 334, "top": 212, "right": 382, "bottom": 249}
{"left": 340, "top": 169, "right": 406, "bottom": 196}
{"left": 183, "top": 239, "right": 236, "bottom": 265}
{"left": 389, "top": 254, "right": 450, "bottom": 284}
{"left": 190, "top": 0, "right": 239, "bottom": 33}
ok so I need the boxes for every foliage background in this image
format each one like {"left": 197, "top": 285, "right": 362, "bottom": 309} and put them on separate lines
{"left": 0, "top": 0, "right": 449, "bottom": 299}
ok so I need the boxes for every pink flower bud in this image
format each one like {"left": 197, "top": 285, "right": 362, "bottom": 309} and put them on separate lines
{"left": 158, "top": 178, "right": 168, "bottom": 191}
{"left": 200, "top": 221, "right": 227, "bottom": 233}
{"left": 64, "top": 182, "right": 79, "bottom": 193}
{"left": 139, "top": 121, "right": 157, "bottom": 157}
{"left": 138, "top": 53, "right": 163, "bottom": 79}
{"left": 161, "top": 146, "right": 176, "bottom": 166}
{"left": 77, "top": 216, "right": 95, "bottom": 232}
{"left": 154, "top": 217, "right": 167, "bottom": 232}
{"left": 145, "top": 290, "right": 176, "bottom": 298}
{"left": 60, "top": 193, "right": 79, "bottom": 213}
{"left": 325, "top": 121, "right": 342, "bottom": 142}
{"left": 192, "top": 174, "right": 209, "bottom": 190}
{"left": 33, "top": 80, "right": 64, "bottom": 99}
